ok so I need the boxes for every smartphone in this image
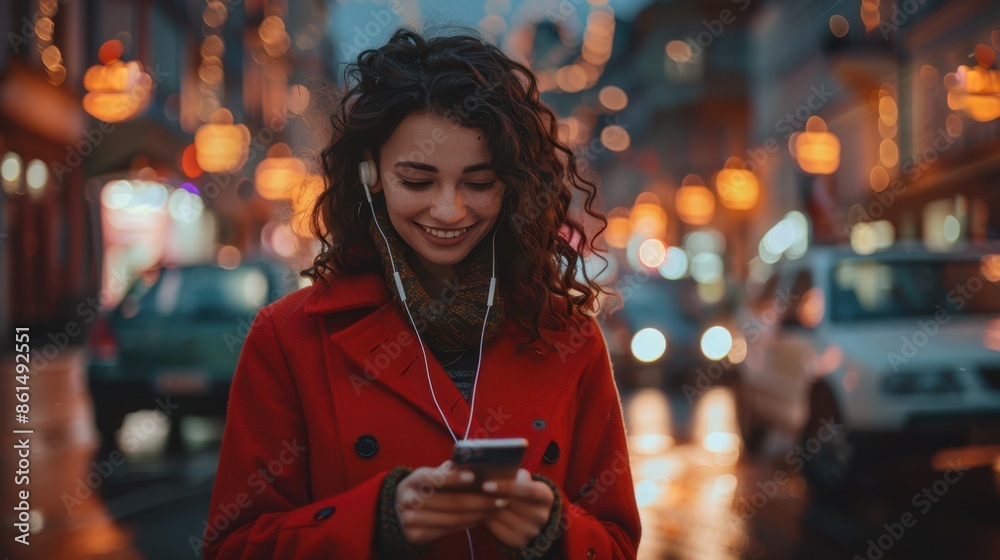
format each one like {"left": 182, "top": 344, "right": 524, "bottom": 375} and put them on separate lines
{"left": 451, "top": 438, "right": 528, "bottom": 486}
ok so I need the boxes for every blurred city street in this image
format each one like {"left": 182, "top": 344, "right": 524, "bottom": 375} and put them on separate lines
{"left": 4, "top": 0, "right": 1000, "bottom": 558}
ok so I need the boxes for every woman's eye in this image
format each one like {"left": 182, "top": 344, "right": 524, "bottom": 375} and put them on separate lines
{"left": 466, "top": 180, "right": 497, "bottom": 190}
{"left": 399, "top": 179, "right": 432, "bottom": 189}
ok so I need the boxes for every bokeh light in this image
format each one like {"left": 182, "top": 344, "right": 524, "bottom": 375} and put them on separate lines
{"left": 700, "top": 326, "right": 733, "bottom": 361}
{"left": 675, "top": 175, "right": 715, "bottom": 226}
{"left": 943, "top": 215, "right": 961, "bottom": 242}
{"left": 666, "top": 40, "right": 692, "bottom": 63}
{"left": 851, "top": 222, "right": 878, "bottom": 255}
{"left": 638, "top": 238, "right": 668, "bottom": 268}
{"left": 600, "top": 125, "right": 631, "bottom": 151}
{"left": 25, "top": 159, "right": 48, "bottom": 190}
{"left": 690, "top": 252, "right": 723, "bottom": 284}
{"left": 631, "top": 328, "right": 667, "bottom": 363}
{"left": 658, "top": 247, "right": 690, "bottom": 280}
{"left": 599, "top": 86, "right": 628, "bottom": 111}
{"left": 829, "top": 15, "right": 849, "bottom": 37}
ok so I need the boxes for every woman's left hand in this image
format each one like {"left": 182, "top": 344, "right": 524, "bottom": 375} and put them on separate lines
{"left": 480, "top": 468, "right": 555, "bottom": 549}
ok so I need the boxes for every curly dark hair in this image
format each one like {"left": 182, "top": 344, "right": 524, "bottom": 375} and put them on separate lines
{"left": 301, "top": 26, "right": 616, "bottom": 352}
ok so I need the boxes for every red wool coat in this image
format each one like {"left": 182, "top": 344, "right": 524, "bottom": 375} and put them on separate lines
{"left": 202, "top": 271, "right": 641, "bottom": 560}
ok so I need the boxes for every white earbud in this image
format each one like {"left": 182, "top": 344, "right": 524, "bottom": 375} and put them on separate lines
{"left": 359, "top": 160, "right": 377, "bottom": 194}
{"left": 359, "top": 160, "right": 378, "bottom": 205}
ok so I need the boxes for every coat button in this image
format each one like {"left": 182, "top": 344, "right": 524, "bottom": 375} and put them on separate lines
{"left": 354, "top": 435, "right": 379, "bottom": 458}
{"left": 543, "top": 441, "right": 560, "bottom": 463}
{"left": 586, "top": 547, "right": 595, "bottom": 558}
{"left": 314, "top": 506, "right": 336, "bottom": 521}
{"left": 532, "top": 419, "right": 546, "bottom": 430}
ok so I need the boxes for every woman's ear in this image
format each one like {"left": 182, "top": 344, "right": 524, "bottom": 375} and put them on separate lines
{"left": 361, "top": 149, "right": 382, "bottom": 193}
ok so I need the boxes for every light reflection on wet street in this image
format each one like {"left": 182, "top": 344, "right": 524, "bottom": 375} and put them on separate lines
{"left": 627, "top": 386, "right": 1000, "bottom": 560}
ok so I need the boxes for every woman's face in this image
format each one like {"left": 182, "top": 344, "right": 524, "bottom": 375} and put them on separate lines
{"left": 367, "top": 111, "right": 506, "bottom": 275}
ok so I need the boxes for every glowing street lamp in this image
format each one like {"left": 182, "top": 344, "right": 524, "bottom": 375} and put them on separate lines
{"left": 675, "top": 174, "right": 715, "bottom": 226}
{"left": 254, "top": 143, "right": 307, "bottom": 200}
{"left": 715, "top": 157, "right": 759, "bottom": 210}
{"left": 790, "top": 116, "right": 840, "bottom": 175}
{"left": 195, "top": 108, "right": 250, "bottom": 173}
{"left": 946, "top": 64, "right": 1000, "bottom": 123}
{"left": 82, "top": 40, "right": 153, "bottom": 123}
{"left": 629, "top": 192, "right": 668, "bottom": 239}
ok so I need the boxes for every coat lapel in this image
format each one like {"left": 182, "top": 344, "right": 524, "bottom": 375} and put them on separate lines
{"left": 307, "top": 272, "right": 577, "bottom": 449}
{"left": 311, "top": 273, "right": 490, "bottom": 439}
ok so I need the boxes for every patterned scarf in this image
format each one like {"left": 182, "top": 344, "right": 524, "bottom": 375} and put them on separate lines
{"left": 366, "top": 195, "right": 506, "bottom": 353}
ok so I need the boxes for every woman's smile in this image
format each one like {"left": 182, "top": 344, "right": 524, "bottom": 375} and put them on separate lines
{"left": 414, "top": 220, "right": 476, "bottom": 246}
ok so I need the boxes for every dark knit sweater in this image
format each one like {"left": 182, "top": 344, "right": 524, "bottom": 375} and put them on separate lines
{"left": 430, "top": 346, "right": 479, "bottom": 401}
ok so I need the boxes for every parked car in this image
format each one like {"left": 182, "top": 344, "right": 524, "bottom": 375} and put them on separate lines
{"left": 734, "top": 242, "right": 1000, "bottom": 489}
{"left": 86, "top": 260, "right": 298, "bottom": 454}
{"left": 600, "top": 274, "right": 728, "bottom": 391}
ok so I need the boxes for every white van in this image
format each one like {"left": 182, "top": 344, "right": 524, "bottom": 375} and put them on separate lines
{"left": 734, "top": 243, "right": 1000, "bottom": 488}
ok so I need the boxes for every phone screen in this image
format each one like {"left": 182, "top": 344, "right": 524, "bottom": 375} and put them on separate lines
{"left": 451, "top": 438, "right": 528, "bottom": 486}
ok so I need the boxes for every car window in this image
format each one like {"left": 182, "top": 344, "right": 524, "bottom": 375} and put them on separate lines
{"left": 127, "top": 266, "right": 272, "bottom": 320}
{"left": 831, "top": 257, "right": 1000, "bottom": 321}
{"left": 625, "top": 279, "right": 703, "bottom": 322}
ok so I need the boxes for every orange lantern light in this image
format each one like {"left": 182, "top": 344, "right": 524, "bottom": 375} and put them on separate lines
{"left": 790, "top": 116, "right": 840, "bottom": 175}
{"left": 947, "top": 64, "right": 1000, "bottom": 123}
{"left": 675, "top": 174, "right": 715, "bottom": 226}
{"left": 715, "top": 156, "right": 759, "bottom": 210}
{"left": 195, "top": 108, "right": 250, "bottom": 173}
{"left": 629, "top": 192, "right": 668, "bottom": 239}
{"left": 254, "top": 143, "right": 307, "bottom": 200}
{"left": 82, "top": 41, "right": 153, "bottom": 123}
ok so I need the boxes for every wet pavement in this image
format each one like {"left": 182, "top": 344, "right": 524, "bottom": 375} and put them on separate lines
{"left": 3, "top": 350, "right": 999, "bottom": 560}
{"left": 628, "top": 387, "right": 1000, "bottom": 560}
{"left": 2, "top": 348, "right": 145, "bottom": 560}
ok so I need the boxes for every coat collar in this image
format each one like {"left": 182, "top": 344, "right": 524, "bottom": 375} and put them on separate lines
{"left": 304, "top": 272, "right": 564, "bottom": 440}
{"left": 305, "top": 272, "right": 491, "bottom": 438}
{"left": 303, "top": 272, "right": 391, "bottom": 315}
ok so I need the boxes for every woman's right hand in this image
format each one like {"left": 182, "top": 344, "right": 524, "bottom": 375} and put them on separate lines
{"left": 394, "top": 459, "right": 509, "bottom": 547}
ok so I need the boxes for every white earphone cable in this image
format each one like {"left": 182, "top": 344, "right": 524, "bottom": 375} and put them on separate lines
{"left": 464, "top": 221, "right": 498, "bottom": 441}
{"left": 364, "top": 178, "right": 499, "bottom": 560}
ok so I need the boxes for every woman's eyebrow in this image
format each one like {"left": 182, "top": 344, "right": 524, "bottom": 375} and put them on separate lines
{"left": 394, "top": 161, "right": 493, "bottom": 173}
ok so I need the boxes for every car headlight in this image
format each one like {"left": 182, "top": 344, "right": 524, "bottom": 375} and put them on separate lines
{"left": 700, "top": 326, "right": 733, "bottom": 361}
{"left": 880, "top": 370, "right": 963, "bottom": 395}
{"left": 631, "top": 328, "right": 667, "bottom": 362}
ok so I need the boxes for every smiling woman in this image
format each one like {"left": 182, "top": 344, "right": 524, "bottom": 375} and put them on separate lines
{"left": 362, "top": 112, "right": 506, "bottom": 295}
{"left": 204, "top": 26, "right": 641, "bottom": 560}
{"left": 304, "top": 29, "right": 616, "bottom": 342}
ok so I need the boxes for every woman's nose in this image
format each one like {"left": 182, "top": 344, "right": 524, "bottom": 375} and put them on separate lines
{"left": 429, "top": 185, "right": 466, "bottom": 224}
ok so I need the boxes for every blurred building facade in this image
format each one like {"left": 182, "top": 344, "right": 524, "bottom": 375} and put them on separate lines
{"left": 563, "top": 0, "right": 1000, "bottom": 286}
{"left": 894, "top": 0, "right": 1000, "bottom": 244}
{"left": 746, "top": 0, "right": 1000, "bottom": 257}
{"left": 3, "top": 0, "right": 998, "bottom": 339}
{"left": 0, "top": 0, "right": 331, "bottom": 339}
{"left": 586, "top": 0, "right": 758, "bottom": 277}
{"left": 1, "top": 0, "right": 92, "bottom": 336}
